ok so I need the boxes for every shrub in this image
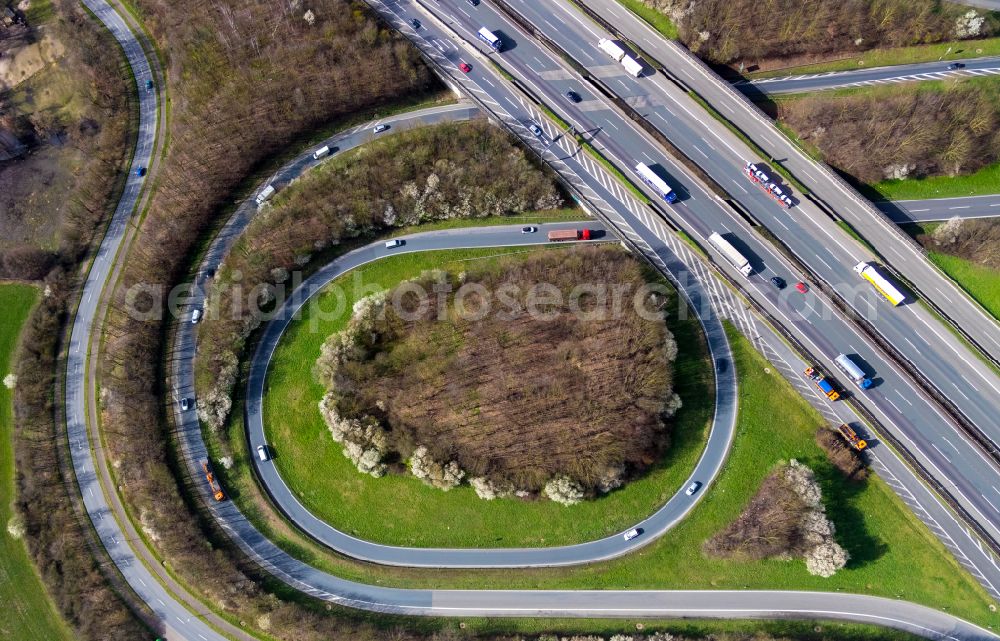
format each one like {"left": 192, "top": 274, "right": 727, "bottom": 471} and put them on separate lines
{"left": 543, "top": 476, "right": 586, "bottom": 506}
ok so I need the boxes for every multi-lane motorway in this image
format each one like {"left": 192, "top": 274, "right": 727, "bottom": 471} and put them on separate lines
{"left": 409, "top": 0, "right": 1000, "bottom": 564}
{"left": 63, "top": 0, "right": 1000, "bottom": 638}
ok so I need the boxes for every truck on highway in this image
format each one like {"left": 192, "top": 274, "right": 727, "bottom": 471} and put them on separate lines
{"left": 835, "top": 353, "right": 872, "bottom": 389}
{"left": 621, "top": 55, "right": 643, "bottom": 77}
{"left": 804, "top": 366, "right": 840, "bottom": 401}
{"left": 255, "top": 184, "right": 275, "bottom": 207}
{"left": 854, "top": 261, "right": 905, "bottom": 306}
{"left": 597, "top": 38, "right": 626, "bottom": 61}
{"left": 478, "top": 27, "right": 502, "bottom": 52}
{"left": 743, "top": 162, "right": 793, "bottom": 208}
{"left": 199, "top": 458, "right": 225, "bottom": 502}
{"left": 634, "top": 162, "right": 677, "bottom": 203}
{"left": 836, "top": 423, "right": 868, "bottom": 451}
{"left": 708, "top": 232, "right": 752, "bottom": 277}
{"left": 548, "top": 229, "right": 591, "bottom": 242}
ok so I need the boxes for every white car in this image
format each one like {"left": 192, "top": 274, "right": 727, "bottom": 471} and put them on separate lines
{"left": 373, "top": 124, "right": 389, "bottom": 134}
{"left": 179, "top": 397, "right": 191, "bottom": 411}
{"left": 385, "top": 239, "right": 404, "bottom": 249}
{"left": 191, "top": 308, "right": 202, "bottom": 324}
{"left": 685, "top": 481, "right": 702, "bottom": 496}
{"left": 257, "top": 445, "right": 269, "bottom": 462}
{"left": 623, "top": 528, "right": 640, "bottom": 541}
{"left": 521, "top": 226, "right": 537, "bottom": 233}
{"left": 528, "top": 124, "right": 543, "bottom": 138}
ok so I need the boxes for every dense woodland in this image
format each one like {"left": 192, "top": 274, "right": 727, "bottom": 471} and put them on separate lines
{"left": 316, "top": 246, "right": 679, "bottom": 497}
{"left": 777, "top": 79, "right": 1000, "bottom": 184}
{"left": 641, "top": 0, "right": 998, "bottom": 65}
{"left": 88, "top": 0, "right": 458, "bottom": 639}
{"left": 194, "top": 121, "right": 563, "bottom": 433}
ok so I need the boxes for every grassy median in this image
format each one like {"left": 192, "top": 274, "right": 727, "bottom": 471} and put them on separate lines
{"left": 0, "top": 284, "right": 74, "bottom": 641}
{"left": 262, "top": 244, "right": 712, "bottom": 547}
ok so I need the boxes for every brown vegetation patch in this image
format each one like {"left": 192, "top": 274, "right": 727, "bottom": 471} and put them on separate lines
{"left": 777, "top": 80, "right": 1000, "bottom": 183}
{"left": 0, "top": 0, "right": 129, "bottom": 278}
{"left": 705, "top": 460, "right": 848, "bottom": 576}
{"left": 919, "top": 218, "right": 1000, "bottom": 270}
{"left": 641, "top": 0, "right": 997, "bottom": 65}
{"left": 318, "top": 245, "right": 679, "bottom": 494}
{"left": 816, "top": 428, "right": 869, "bottom": 482}
{"left": 194, "top": 120, "right": 563, "bottom": 432}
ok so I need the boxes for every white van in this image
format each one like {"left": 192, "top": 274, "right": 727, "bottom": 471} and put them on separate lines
{"left": 385, "top": 239, "right": 404, "bottom": 249}
{"left": 255, "top": 184, "right": 275, "bottom": 206}
{"left": 312, "top": 145, "right": 330, "bottom": 160}
{"left": 257, "top": 445, "right": 269, "bottom": 461}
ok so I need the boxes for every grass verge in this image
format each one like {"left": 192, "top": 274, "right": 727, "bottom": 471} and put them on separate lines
{"left": 612, "top": 0, "right": 679, "bottom": 40}
{"left": 261, "top": 244, "right": 712, "bottom": 547}
{"left": 0, "top": 283, "right": 74, "bottom": 641}
{"left": 872, "top": 161, "right": 1000, "bottom": 201}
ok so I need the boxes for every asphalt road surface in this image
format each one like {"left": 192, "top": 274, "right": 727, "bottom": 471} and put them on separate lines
{"left": 740, "top": 56, "right": 1000, "bottom": 95}
{"left": 416, "top": 0, "right": 1000, "bottom": 573}
{"left": 67, "top": 2, "right": 228, "bottom": 640}
{"left": 70, "top": 0, "right": 1000, "bottom": 638}
{"left": 878, "top": 195, "right": 1000, "bottom": 223}
{"left": 236, "top": 221, "right": 737, "bottom": 567}
{"left": 577, "top": 0, "right": 1000, "bottom": 368}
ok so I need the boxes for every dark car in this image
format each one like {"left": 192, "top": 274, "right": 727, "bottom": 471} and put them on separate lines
{"left": 770, "top": 276, "right": 786, "bottom": 289}
{"left": 467, "top": 0, "right": 479, "bottom": 5}
{"left": 145, "top": 79, "right": 154, "bottom": 90}
{"left": 410, "top": 18, "right": 420, "bottom": 29}
{"left": 565, "top": 90, "right": 582, "bottom": 103}
{"left": 135, "top": 166, "right": 146, "bottom": 177}
{"left": 948, "top": 62, "right": 965, "bottom": 70}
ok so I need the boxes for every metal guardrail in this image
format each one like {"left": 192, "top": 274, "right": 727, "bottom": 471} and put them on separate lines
{"left": 575, "top": 0, "right": 1000, "bottom": 373}
{"left": 494, "top": 0, "right": 1000, "bottom": 558}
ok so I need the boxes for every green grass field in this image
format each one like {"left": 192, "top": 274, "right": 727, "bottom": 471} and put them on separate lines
{"left": 613, "top": 0, "right": 679, "bottom": 40}
{"left": 262, "top": 245, "right": 712, "bottom": 547}
{"left": 872, "top": 161, "right": 1000, "bottom": 201}
{"left": 0, "top": 284, "right": 74, "bottom": 641}
{"left": 248, "top": 317, "right": 996, "bottom": 629}
{"left": 928, "top": 252, "right": 1000, "bottom": 321}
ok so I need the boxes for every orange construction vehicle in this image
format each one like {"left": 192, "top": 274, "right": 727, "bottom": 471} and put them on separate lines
{"left": 836, "top": 423, "right": 868, "bottom": 451}
{"left": 199, "top": 458, "right": 225, "bottom": 501}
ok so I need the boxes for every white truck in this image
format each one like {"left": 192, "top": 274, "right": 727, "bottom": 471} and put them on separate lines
{"left": 597, "top": 38, "right": 625, "bottom": 61}
{"left": 621, "top": 55, "right": 643, "bottom": 77}
{"left": 709, "top": 232, "right": 752, "bottom": 277}
{"left": 255, "top": 184, "right": 275, "bottom": 207}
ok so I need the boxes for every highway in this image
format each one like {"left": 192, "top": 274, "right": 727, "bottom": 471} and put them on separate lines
{"left": 879, "top": 194, "right": 1000, "bottom": 223}
{"left": 433, "top": 0, "right": 1000, "bottom": 541}
{"left": 739, "top": 55, "right": 1000, "bottom": 95}
{"left": 408, "top": 0, "right": 1000, "bottom": 563}
{"left": 169, "top": 0, "right": 1000, "bottom": 626}
{"left": 65, "top": 0, "right": 1000, "bottom": 637}
{"left": 66, "top": 2, "right": 231, "bottom": 640}
{"left": 575, "top": 0, "right": 1000, "bottom": 365}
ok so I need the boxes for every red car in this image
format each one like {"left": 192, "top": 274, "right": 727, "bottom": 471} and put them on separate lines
{"left": 795, "top": 282, "right": 809, "bottom": 294}
{"left": 459, "top": 62, "right": 472, "bottom": 73}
